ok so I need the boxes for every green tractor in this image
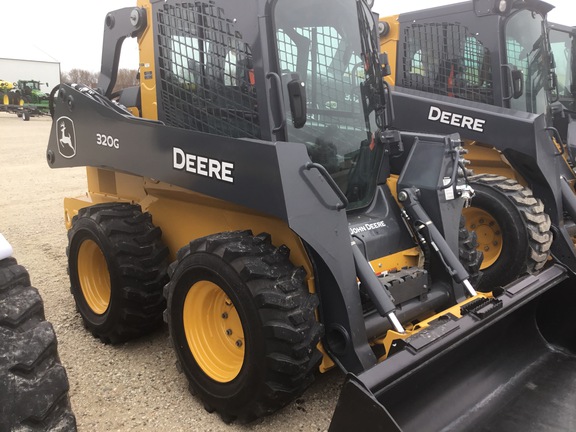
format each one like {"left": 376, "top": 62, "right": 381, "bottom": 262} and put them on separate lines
{"left": 0, "top": 79, "right": 50, "bottom": 120}
{"left": 17, "top": 80, "right": 50, "bottom": 111}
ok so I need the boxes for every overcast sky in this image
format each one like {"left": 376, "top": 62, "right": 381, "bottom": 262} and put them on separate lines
{"left": 1, "top": 0, "right": 574, "bottom": 73}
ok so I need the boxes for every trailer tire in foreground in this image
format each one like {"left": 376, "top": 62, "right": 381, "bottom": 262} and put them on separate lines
{"left": 0, "top": 257, "right": 76, "bottom": 431}
{"left": 67, "top": 203, "right": 169, "bottom": 344}
{"left": 164, "top": 230, "right": 323, "bottom": 423}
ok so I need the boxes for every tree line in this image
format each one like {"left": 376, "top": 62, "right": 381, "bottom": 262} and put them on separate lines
{"left": 61, "top": 69, "right": 139, "bottom": 93}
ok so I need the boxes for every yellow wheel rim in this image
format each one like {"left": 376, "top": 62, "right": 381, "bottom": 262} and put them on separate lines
{"left": 463, "top": 207, "right": 503, "bottom": 269}
{"left": 77, "top": 239, "right": 111, "bottom": 315}
{"left": 183, "top": 280, "right": 245, "bottom": 382}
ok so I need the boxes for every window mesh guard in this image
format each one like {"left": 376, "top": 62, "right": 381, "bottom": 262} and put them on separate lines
{"left": 402, "top": 23, "right": 494, "bottom": 105}
{"left": 156, "top": 2, "right": 260, "bottom": 139}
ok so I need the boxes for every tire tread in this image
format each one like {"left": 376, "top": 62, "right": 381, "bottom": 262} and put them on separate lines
{"left": 469, "top": 174, "right": 552, "bottom": 277}
{"left": 0, "top": 258, "right": 76, "bottom": 431}
{"left": 67, "top": 203, "right": 169, "bottom": 343}
{"left": 165, "top": 230, "right": 323, "bottom": 423}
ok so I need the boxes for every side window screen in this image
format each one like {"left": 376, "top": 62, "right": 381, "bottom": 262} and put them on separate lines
{"left": 156, "top": 2, "right": 260, "bottom": 139}
{"left": 402, "top": 22, "right": 494, "bottom": 105}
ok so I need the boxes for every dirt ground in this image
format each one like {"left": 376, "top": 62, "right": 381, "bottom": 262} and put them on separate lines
{"left": 0, "top": 112, "right": 341, "bottom": 431}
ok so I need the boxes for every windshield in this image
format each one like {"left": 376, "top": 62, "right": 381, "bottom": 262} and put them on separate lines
{"left": 549, "top": 26, "right": 575, "bottom": 110}
{"left": 504, "top": 9, "right": 551, "bottom": 114}
{"left": 273, "top": 0, "right": 382, "bottom": 210}
{"left": 20, "top": 81, "right": 41, "bottom": 91}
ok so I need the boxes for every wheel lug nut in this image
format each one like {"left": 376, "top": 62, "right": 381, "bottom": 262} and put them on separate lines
{"left": 484, "top": 246, "right": 490, "bottom": 251}
{"left": 479, "top": 218, "right": 485, "bottom": 224}
{"left": 226, "top": 329, "right": 233, "bottom": 336}
{"left": 236, "top": 340, "right": 243, "bottom": 347}
{"left": 222, "top": 312, "right": 228, "bottom": 319}
{"left": 493, "top": 241, "right": 498, "bottom": 246}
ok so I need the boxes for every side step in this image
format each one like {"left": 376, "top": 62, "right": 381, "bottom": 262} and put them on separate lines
{"left": 329, "top": 265, "right": 572, "bottom": 432}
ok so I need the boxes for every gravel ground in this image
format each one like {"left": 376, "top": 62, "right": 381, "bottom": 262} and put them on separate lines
{"left": 0, "top": 112, "right": 341, "bottom": 431}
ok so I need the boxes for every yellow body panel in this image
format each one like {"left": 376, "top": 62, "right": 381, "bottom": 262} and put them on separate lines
{"left": 369, "top": 247, "right": 420, "bottom": 273}
{"left": 137, "top": 0, "right": 158, "bottom": 120}
{"left": 380, "top": 16, "right": 400, "bottom": 87}
{"left": 465, "top": 141, "right": 524, "bottom": 184}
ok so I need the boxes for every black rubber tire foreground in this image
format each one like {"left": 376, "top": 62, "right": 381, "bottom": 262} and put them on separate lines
{"left": 0, "top": 257, "right": 76, "bottom": 431}
{"left": 164, "top": 230, "right": 323, "bottom": 423}
{"left": 67, "top": 203, "right": 169, "bottom": 344}
{"left": 468, "top": 174, "right": 552, "bottom": 290}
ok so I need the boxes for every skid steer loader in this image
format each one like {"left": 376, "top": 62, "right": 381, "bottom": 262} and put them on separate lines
{"left": 46, "top": 0, "right": 575, "bottom": 430}
{"left": 378, "top": 0, "right": 576, "bottom": 291}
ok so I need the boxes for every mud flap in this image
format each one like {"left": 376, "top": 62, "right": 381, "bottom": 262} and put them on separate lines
{"left": 329, "top": 265, "right": 576, "bottom": 432}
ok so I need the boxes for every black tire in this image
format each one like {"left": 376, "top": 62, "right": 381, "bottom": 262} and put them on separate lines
{"left": 22, "top": 111, "right": 30, "bottom": 121}
{"left": 164, "top": 230, "right": 323, "bottom": 423}
{"left": 458, "top": 216, "right": 483, "bottom": 288}
{"left": 464, "top": 174, "right": 552, "bottom": 290}
{"left": 0, "top": 257, "right": 76, "bottom": 431}
{"left": 67, "top": 203, "right": 169, "bottom": 344}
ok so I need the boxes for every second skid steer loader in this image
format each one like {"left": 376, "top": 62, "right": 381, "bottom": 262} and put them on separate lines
{"left": 378, "top": 0, "right": 576, "bottom": 295}
{"left": 46, "top": 0, "right": 576, "bottom": 430}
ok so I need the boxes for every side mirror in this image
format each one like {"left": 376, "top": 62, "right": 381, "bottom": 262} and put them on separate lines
{"left": 511, "top": 69, "right": 524, "bottom": 99}
{"left": 287, "top": 79, "right": 307, "bottom": 128}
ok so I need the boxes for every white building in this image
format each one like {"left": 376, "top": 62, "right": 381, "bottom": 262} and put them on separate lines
{"left": 0, "top": 44, "right": 60, "bottom": 94}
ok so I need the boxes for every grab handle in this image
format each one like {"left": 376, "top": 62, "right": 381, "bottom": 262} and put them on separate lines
{"left": 266, "top": 72, "right": 286, "bottom": 134}
{"left": 305, "top": 162, "right": 348, "bottom": 210}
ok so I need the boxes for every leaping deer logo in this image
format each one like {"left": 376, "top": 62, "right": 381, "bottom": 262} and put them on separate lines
{"left": 56, "top": 117, "right": 76, "bottom": 158}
